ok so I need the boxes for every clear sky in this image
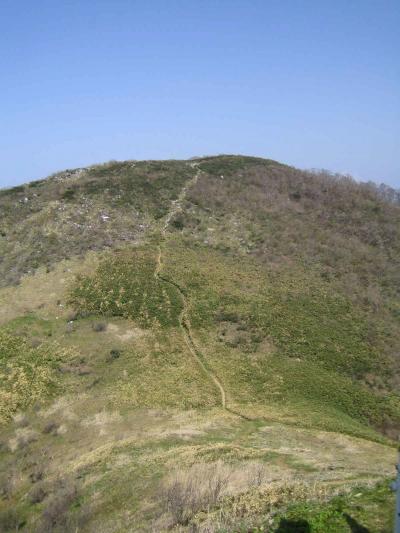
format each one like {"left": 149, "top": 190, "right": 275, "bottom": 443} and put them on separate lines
{"left": 1, "top": 0, "right": 399, "bottom": 188}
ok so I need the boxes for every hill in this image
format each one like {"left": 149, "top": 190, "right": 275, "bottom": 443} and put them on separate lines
{"left": 0, "top": 156, "right": 399, "bottom": 532}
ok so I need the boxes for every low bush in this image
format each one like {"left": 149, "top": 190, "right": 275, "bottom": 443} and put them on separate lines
{"left": 29, "top": 483, "right": 47, "bottom": 504}
{"left": 106, "top": 349, "right": 121, "bottom": 362}
{"left": 18, "top": 431, "right": 38, "bottom": 449}
{"left": 13, "top": 412, "right": 29, "bottom": 428}
{"left": 160, "top": 463, "right": 230, "bottom": 526}
{"left": 171, "top": 216, "right": 185, "bottom": 230}
{"left": 0, "top": 508, "right": 25, "bottom": 531}
{"left": 33, "top": 479, "right": 90, "bottom": 533}
{"left": 29, "top": 467, "right": 44, "bottom": 484}
{"left": 92, "top": 321, "right": 107, "bottom": 332}
{"left": 0, "top": 330, "right": 63, "bottom": 422}
{"left": 42, "top": 421, "right": 59, "bottom": 434}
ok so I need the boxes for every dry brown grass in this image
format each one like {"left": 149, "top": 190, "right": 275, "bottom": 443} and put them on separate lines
{"left": 0, "top": 253, "right": 101, "bottom": 325}
{"left": 155, "top": 459, "right": 378, "bottom": 532}
{"left": 186, "top": 480, "right": 362, "bottom": 532}
{"left": 159, "top": 462, "right": 231, "bottom": 526}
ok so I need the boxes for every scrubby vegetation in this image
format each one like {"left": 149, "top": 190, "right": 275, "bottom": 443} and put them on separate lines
{"left": 272, "top": 481, "right": 395, "bottom": 533}
{"left": 0, "top": 155, "right": 399, "bottom": 531}
{"left": 0, "top": 330, "right": 66, "bottom": 422}
{"left": 68, "top": 248, "right": 182, "bottom": 327}
{"left": 163, "top": 239, "right": 400, "bottom": 436}
{"left": 0, "top": 160, "right": 195, "bottom": 286}
{"left": 190, "top": 156, "right": 400, "bottom": 312}
{"left": 185, "top": 479, "right": 396, "bottom": 532}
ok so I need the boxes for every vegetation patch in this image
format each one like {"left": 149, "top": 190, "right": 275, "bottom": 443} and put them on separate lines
{"left": 197, "top": 154, "right": 281, "bottom": 176}
{"left": 272, "top": 481, "right": 395, "bottom": 532}
{"left": 0, "top": 330, "right": 67, "bottom": 422}
{"left": 203, "top": 480, "right": 395, "bottom": 532}
{"left": 163, "top": 240, "right": 400, "bottom": 433}
{"left": 69, "top": 248, "right": 182, "bottom": 328}
{"left": 0, "top": 160, "right": 195, "bottom": 286}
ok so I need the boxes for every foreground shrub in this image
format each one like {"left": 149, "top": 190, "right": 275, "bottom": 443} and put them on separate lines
{"left": 160, "top": 462, "right": 230, "bottom": 526}
{"left": 34, "top": 478, "right": 90, "bottom": 533}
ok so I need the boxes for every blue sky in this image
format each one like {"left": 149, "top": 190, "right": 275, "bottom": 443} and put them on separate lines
{"left": 1, "top": 0, "right": 399, "bottom": 188}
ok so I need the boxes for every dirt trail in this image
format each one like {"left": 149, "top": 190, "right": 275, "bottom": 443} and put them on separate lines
{"left": 154, "top": 166, "right": 227, "bottom": 409}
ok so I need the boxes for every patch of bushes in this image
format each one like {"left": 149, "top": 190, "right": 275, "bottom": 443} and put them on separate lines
{"left": 272, "top": 482, "right": 394, "bottom": 533}
{"left": 258, "top": 355, "right": 400, "bottom": 429}
{"left": 0, "top": 159, "right": 196, "bottom": 287}
{"left": 61, "top": 188, "right": 76, "bottom": 201}
{"left": 82, "top": 160, "right": 194, "bottom": 216}
{"left": 68, "top": 249, "right": 182, "bottom": 328}
{"left": 0, "top": 184, "right": 25, "bottom": 196}
{"left": 92, "top": 321, "right": 107, "bottom": 332}
{"left": 106, "top": 349, "right": 121, "bottom": 362}
{"left": 0, "top": 508, "right": 25, "bottom": 532}
{"left": 191, "top": 157, "right": 400, "bottom": 316}
{"left": 0, "top": 329, "right": 70, "bottom": 422}
{"left": 160, "top": 463, "right": 230, "bottom": 526}
{"left": 180, "top": 478, "right": 394, "bottom": 533}
{"left": 34, "top": 479, "right": 90, "bottom": 533}
{"left": 197, "top": 155, "right": 277, "bottom": 176}
{"left": 250, "top": 272, "right": 380, "bottom": 379}
{"left": 163, "top": 241, "right": 400, "bottom": 433}
{"left": 42, "top": 421, "right": 59, "bottom": 434}
{"left": 29, "top": 483, "right": 47, "bottom": 504}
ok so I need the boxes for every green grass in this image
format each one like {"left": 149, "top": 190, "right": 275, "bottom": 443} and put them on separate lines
{"left": 64, "top": 235, "right": 400, "bottom": 437}
{"left": 273, "top": 481, "right": 395, "bottom": 532}
{"left": 3, "top": 314, "right": 54, "bottom": 338}
{"left": 163, "top": 238, "right": 400, "bottom": 435}
{"left": 0, "top": 329, "right": 66, "bottom": 422}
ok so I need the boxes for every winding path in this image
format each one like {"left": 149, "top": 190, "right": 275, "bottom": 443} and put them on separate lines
{"left": 154, "top": 167, "right": 227, "bottom": 409}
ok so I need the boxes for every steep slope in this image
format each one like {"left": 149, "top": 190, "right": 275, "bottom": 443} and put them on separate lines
{"left": 0, "top": 156, "right": 399, "bottom": 532}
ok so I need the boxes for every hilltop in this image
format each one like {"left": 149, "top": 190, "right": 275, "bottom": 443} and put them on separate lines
{"left": 0, "top": 156, "right": 399, "bottom": 532}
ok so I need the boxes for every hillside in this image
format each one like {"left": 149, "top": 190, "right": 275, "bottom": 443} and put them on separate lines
{"left": 0, "top": 156, "right": 399, "bottom": 532}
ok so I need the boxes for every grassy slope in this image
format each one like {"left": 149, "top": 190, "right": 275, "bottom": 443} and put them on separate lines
{"left": 0, "top": 156, "right": 399, "bottom": 531}
{"left": 0, "top": 160, "right": 195, "bottom": 287}
{"left": 162, "top": 239, "right": 400, "bottom": 439}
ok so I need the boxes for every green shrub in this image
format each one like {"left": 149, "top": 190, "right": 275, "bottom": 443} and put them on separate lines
{"left": 106, "top": 349, "right": 122, "bottom": 362}
{"left": 273, "top": 482, "right": 394, "bottom": 533}
{"left": 0, "top": 508, "right": 25, "bottom": 531}
{"left": 0, "top": 330, "right": 65, "bottom": 422}
{"left": 61, "top": 188, "right": 76, "bottom": 200}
